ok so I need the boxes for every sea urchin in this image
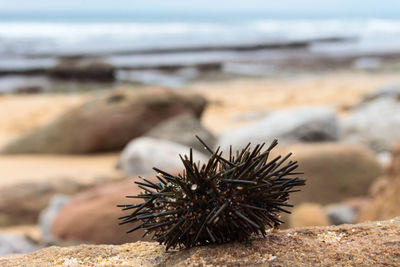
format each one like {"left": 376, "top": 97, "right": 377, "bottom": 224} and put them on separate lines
{"left": 118, "top": 137, "right": 306, "bottom": 250}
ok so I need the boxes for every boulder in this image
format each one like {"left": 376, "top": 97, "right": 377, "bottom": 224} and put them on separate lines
{"left": 275, "top": 142, "right": 383, "bottom": 205}
{"left": 289, "top": 203, "right": 330, "bottom": 227}
{"left": 357, "top": 141, "right": 400, "bottom": 222}
{"left": 51, "top": 178, "right": 159, "bottom": 245}
{"left": 3, "top": 218, "right": 400, "bottom": 266}
{"left": 118, "top": 137, "right": 208, "bottom": 176}
{"left": 218, "top": 106, "right": 339, "bottom": 150}
{"left": 0, "top": 177, "right": 113, "bottom": 227}
{"left": 341, "top": 97, "right": 400, "bottom": 152}
{"left": 1, "top": 89, "right": 207, "bottom": 154}
{"left": 145, "top": 113, "right": 217, "bottom": 152}
{"left": 0, "top": 234, "right": 38, "bottom": 256}
{"left": 48, "top": 58, "right": 115, "bottom": 81}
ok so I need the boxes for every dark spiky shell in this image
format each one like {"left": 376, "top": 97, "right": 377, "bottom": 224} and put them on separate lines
{"left": 118, "top": 137, "right": 306, "bottom": 250}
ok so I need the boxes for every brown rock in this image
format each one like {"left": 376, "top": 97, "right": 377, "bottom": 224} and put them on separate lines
{"left": 275, "top": 142, "right": 383, "bottom": 205}
{"left": 1, "top": 89, "right": 207, "bottom": 154}
{"left": 358, "top": 141, "right": 400, "bottom": 222}
{"left": 289, "top": 203, "right": 330, "bottom": 227}
{"left": 3, "top": 217, "right": 400, "bottom": 266}
{"left": 0, "top": 177, "right": 114, "bottom": 227}
{"left": 51, "top": 177, "right": 159, "bottom": 245}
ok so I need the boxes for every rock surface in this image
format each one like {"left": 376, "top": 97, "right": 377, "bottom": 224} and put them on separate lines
{"left": 118, "top": 137, "right": 208, "bottom": 176}
{"left": 51, "top": 178, "right": 158, "bottom": 245}
{"left": 341, "top": 97, "right": 400, "bottom": 152}
{"left": 3, "top": 217, "right": 400, "bottom": 266}
{"left": 1, "top": 89, "right": 206, "bottom": 154}
{"left": 358, "top": 141, "right": 400, "bottom": 222}
{"left": 276, "top": 142, "right": 383, "bottom": 205}
{"left": 145, "top": 113, "right": 217, "bottom": 152}
{"left": 218, "top": 106, "right": 339, "bottom": 150}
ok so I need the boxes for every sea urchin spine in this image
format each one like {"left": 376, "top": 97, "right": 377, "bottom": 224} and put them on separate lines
{"left": 118, "top": 137, "right": 306, "bottom": 250}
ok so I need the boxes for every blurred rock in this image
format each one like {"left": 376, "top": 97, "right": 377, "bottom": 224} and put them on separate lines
{"left": 344, "top": 197, "right": 371, "bottom": 214}
{"left": 361, "top": 84, "right": 400, "bottom": 103}
{"left": 145, "top": 114, "right": 216, "bottom": 152}
{"left": 1, "top": 89, "right": 206, "bottom": 154}
{"left": 0, "top": 177, "right": 115, "bottom": 227}
{"left": 325, "top": 203, "right": 356, "bottom": 225}
{"left": 377, "top": 152, "right": 391, "bottom": 168}
{"left": 0, "top": 75, "right": 50, "bottom": 94}
{"left": 49, "top": 58, "right": 114, "bottom": 81}
{"left": 289, "top": 203, "right": 330, "bottom": 227}
{"left": 0, "top": 234, "right": 38, "bottom": 255}
{"left": 118, "top": 137, "right": 208, "bottom": 176}
{"left": 218, "top": 106, "right": 339, "bottom": 150}
{"left": 275, "top": 142, "right": 383, "bottom": 205}
{"left": 358, "top": 141, "right": 400, "bottom": 222}
{"left": 51, "top": 179, "right": 157, "bottom": 244}
{"left": 341, "top": 97, "right": 400, "bottom": 152}
{"left": 352, "top": 57, "right": 382, "bottom": 70}
{"left": 39, "top": 195, "right": 70, "bottom": 244}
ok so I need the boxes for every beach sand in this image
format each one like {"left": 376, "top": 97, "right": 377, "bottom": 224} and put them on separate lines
{"left": 1, "top": 71, "right": 400, "bottom": 186}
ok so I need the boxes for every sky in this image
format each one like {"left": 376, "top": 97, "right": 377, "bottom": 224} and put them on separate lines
{"left": 0, "top": 0, "right": 399, "bottom": 15}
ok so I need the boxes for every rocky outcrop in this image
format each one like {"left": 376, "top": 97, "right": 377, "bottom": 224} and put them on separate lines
{"left": 218, "top": 106, "right": 339, "bottom": 150}
{"left": 1, "top": 89, "right": 206, "bottom": 154}
{"left": 3, "top": 217, "right": 400, "bottom": 266}
{"left": 118, "top": 137, "right": 208, "bottom": 176}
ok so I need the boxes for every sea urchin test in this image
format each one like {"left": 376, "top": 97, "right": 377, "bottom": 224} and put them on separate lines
{"left": 118, "top": 136, "right": 306, "bottom": 250}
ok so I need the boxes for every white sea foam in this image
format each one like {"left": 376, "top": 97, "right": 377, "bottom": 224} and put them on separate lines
{"left": 1, "top": 19, "right": 400, "bottom": 57}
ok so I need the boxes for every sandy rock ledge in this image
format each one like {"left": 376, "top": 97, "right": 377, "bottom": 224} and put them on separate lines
{"left": 2, "top": 217, "right": 400, "bottom": 266}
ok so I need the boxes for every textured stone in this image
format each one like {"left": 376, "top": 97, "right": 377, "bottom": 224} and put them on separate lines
{"left": 3, "top": 217, "right": 400, "bottom": 266}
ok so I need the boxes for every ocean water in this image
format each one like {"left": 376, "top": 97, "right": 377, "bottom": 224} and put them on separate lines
{"left": 1, "top": 11, "right": 400, "bottom": 57}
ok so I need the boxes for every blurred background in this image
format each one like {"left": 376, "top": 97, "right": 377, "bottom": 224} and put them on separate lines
{"left": 1, "top": 0, "right": 400, "bottom": 255}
